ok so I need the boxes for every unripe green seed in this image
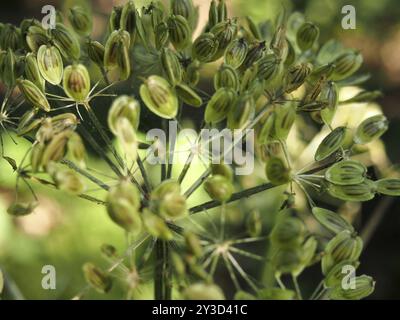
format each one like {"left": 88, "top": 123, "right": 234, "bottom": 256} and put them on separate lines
{"left": 51, "top": 166, "right": 86, "bottom": 194}
{"left": 331, "top": 51, "right": 363, "bottom": 81}
{"left": 208, "top": 1, "right": 219, "bottom": 30}
{"left": 108, "top": 6, "right": 123, "bottom": 33}
{"left": 246, "top": 210, "right": 262, "bottom": 237}
{"left": 227, "top": 92, "right": 255, "bottom": 130}
{"left": 26, "top": 25, "right": 49, "bottom": 53}
{"left": 225, "top": 38, "right": 248, "bottom": 69}
{"left": 17, "top": 78, "right": 50, "bottom": 112}
{"left": 324, "top": 260, "right": 360, "bottom": 288}
{"left": 37, "top": 45, "right": 63, "bottom": 85}
{"left": 3, "top": 49, "right": 16, "bottom": 87}
{"left": 271, "top": 217, "right": 305, "bottom": 248}
{"left": 296, "top": 22, "right": 319, "bottom": 51}
{"left": 320, "top": 81, "right": 338, "bottom": 125}
{"left": 354, "top": 114, "right": 388, "bottom": 144}
{"left": 375, "top": 178, "right": 400, "bottom": 196}
{"left": 68, "top": 6, "right": 92, "bottom": 36}
{"left": 214, "top": 63, "right": 239, "bottom": 91}
{"left": 161, "top": 48, "right": 183, "bottom": 86}
{"left": 312, "top": 207, "right": 354, "bottom": 235}
{"left": 0, "top": 24, "right": 22, "bottom": 51}
{"left": 210, "top": 163, "right": 233, "bottom": 181}
{"left": 7, "top": 201, "right": 38, "bottom": 216}
{"left": 120, "top": 1, "right": 137, "bottom": 39}
{"left": 329, "top": 275, "right": 375, "bottom": 300}
{"left": 67, "top": 132, "right": 86, "bottom": 168}
{"left": 184, "top": 231, "right": 203, "bottom": 258}
{"left": 155, "top": 22, "right": 169, "bottom": 50}
{"left": 342, "top": 90, "right": 382, "bottom": 104}
{"left": 204, "top": 87, "right": 236, "bottom": 124}
{"left": 274, "top": 103, "right": 296, "bottom": 141}
{"left": 50, "top": 23, "right": 81, "bottom": 61}
{"left": 25, "top": 53, "right": 45, "bottom": 92}
{"left": 285, "top": 62, "right": 313, "bottom": 93}
{"left": 325, "top": 160, "right": 367, "bottom": 186}
{"left": 108, "top": 95, "right": 140, "bottom": 135}
{"left": 171, "top": 0, "right": 196, "bottom": 27}
{"left": 87, "top": 40, "right": 105, "bottom": 66}
{"left": 175, "top": 82, "right": 203, "bottom": 107}
{"left": 142, "top": 209, "right": 173, "bottom": 240}
{"left": 266, "top": 156, "right": 291, "bottom": 185}
{"left": 203, "top": 174, "right": 233, "bottom": 202}
{"left": 243, "top": 41, "right": 266, "bottom": 69}
{"left": 167, "top": 15, "right": 191, "bottom": 50}
{"left": 272, "top": 247, "right": 303, "bottom": 275}
{"left": 192, "top": 33, "right": 219, "bottom": 62}
{"left": 184, "top": 282, "right": 225, "bottom": 300}
{"left": 327, "top": 180, "right": 376, "bottom": 202}
{"left": 315, "top": 126, "right": 347, "bottom": 161}
{"left": 210, "top": 20, "right": 238, "bottom": 59}
{"left": 82, "top": 263, "right": 112, "bottom": 294}
{"left": 63, "top": 64, "right": 91, "bottom": 102}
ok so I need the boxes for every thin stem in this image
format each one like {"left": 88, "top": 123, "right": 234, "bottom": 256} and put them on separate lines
{"left": 292, "top": 275, "right": 303, "bottom": 300}
{"left": 136, "top": 155, "right": 152, "bottom": 192}
{"left": 309, "top": 280, "right": 324, "bottom": 300}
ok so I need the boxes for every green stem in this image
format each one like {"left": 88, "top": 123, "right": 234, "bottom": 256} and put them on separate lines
{"left": 292, "top": 275, "right": 303, "bottom": 300}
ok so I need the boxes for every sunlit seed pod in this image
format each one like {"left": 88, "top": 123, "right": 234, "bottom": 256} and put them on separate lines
{"left": 67, "top": 132, "right": 86, "bottom": 168}
{"left": 120, "top": 0, "right": 136, "bottom": 39}
{"left": 203, "top": 174, "right": 234, "bottom": 202}
{"left": 312, "top": 207, "right": 354, "bottom": 234}
{"left": 296, "top": 22, "right": 319, "bottom": 51}
{"left": 375, "top": 178, "right": 400, "bottom": 196}
{"left": 31, "top": 142, "right": 45, "bottom": 172}
{"left": 167, "top": 15, "right": 191, "bottom": 50}
{"left": 258, "top": 112, "right": 276, "bottom": 144}
{"left": 322, "top": 230, "right": 363, "bottom": 275}
{"left": 35, "top": 119, "right": 53, "bottom": 143}
{"left": 87, "top": 40, "right": 105, "bottom": 66}
{"left": 3, "top": 49, "right": 16, "bottom": 87}
{"left": 108, "top": 95, "right": 140, "bottom": 135}
{"left": 208, "top": 0, "right": 219, "bottom": 30}
{"left": 7, "top": 201, "right": 38, "bottom": 216}
{"left": 227, "top": 92, "right": 255, "bottom": 130}
{"left": 63, "top": 64, "right": 91, "bottom": 102}
{"left": 266, "top": 156, "right": 292, "bottom": 186}
{"left": 184, "top": 282, "right": 225, "bottom": 300}
{"left": 41, "top": 131, "right": 72, "bottom": 167}
{"left": 320, "top": 81, "right": 338, "bottom": 125}
{"left": 104, "top": 29, "right": 130, "bottom": 67}
{"left": 246, "top": 210, "right": 262, "bottom": 237}
{"left": 82, "top": 263, "right": 112, "bottom": 294}
{"left": 257, "top": 288, "right": 295, "bottom": 300}
{"left": 324, "top": 260, "right": 360, "bottom": 288}
{"left": 274, "top": 103, "right": 296, "bottom": 141}
{"left": 272, "top": 247, "right": 303, "bottom": 275}
{"left": 342, "top": 90, "right": 382, "bottom": 104}
{"left": 210, "top": 20, "right": 238, "bottom": 59}
{"left": 192, "top": 33, "right": 219, "bottom": 63}
{"left": 161, "top": 48, "right": 183, "bottom": 86}
{"left": 109, "top": 6, "right": 123, "bottom": 33}
{"left": 0, "top": 24, "right": 22, "bottom": 51}
{"left": 210, "top": 163, "right": 233, "bottom": 181}
{"left": 314, "top": 126, "right": 346, "bottom": 161}
{"left": 242, "top": 41, "right": 266, "bottom": 69}
{"left": 50, "top": 23, "right": 81, "bottom": 61}
{"left": 330, "top": 51, "right": 363, "bottom": 81}
{"left": 325, "top": 160, "right": 366, "bottom": 186}
{"left": 329, "top": 275, "right": 375, "bottom": 300}
{"left": 159, "top": 192, "right": 187, "bottom": 219}
{"left": 175, "top": 82, "right": 202, "bottom": 107}
{"left": 142, "top": 209, "right": 174, "bottom": 240}
{"left": 100, "top": 244, "right": 118, "bottom": 259}
{"left": 26, "top": 25, "right": 49, "bottom": 53}
{"left": 171, "top": 0, "right": 195, "bottom": 26}
{"left": 115, "top": 118, "right": 138, "bottom": 162}
{"left": 17, "top": 78, "right": 50, "bottom": 112}
{"left": 284, "top": 62, "right": 313, "bottom": 93}
{"left": 52, "top": 167, "right": 86, "bottom": 194}
{"left": 51, "top": 113, "right": 79, "bottom": 133}
{"left": 204, "top": 87, "right": 236, "bottom": 124}
{"left": 25, "top": 53, "right": 45, "bottom": 92}
{"left": 224, "top": 38, "right": 248, "bottom": 69}
{"left": 68, "top": 6, "right": 92, "bottom": 36}
{"left": 151, "top": 179, "right": 181, "bottom": 200}
{"left": 155, "top": 22, "right": 169, "bottom": 50}
{"left": 184, "top": 231, "right": 203, "bottom": 258}
{"left": 139, "top": 75, "right": 178, "bottom": 119}
{"left": 327, "top": 179, "right": 376, "bottom": 202}
{"left": 354, "top": 114, "right": 388, "bottom": 145}
{"left": 214, "top": 64, "right": 239, "bottom": 91}
{"left": 37, "top": 45, "right": 63, "bottom": 85}
{"left": 271, "top": 216, "right": 305, "bottom": 248}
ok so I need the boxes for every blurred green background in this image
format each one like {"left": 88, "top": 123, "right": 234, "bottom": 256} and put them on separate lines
{"left": 0, "top": 0, "right": 400, "bottom": 299}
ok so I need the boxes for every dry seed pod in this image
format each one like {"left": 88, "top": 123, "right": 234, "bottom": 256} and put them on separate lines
{"left": 327, "top": 179, "right": 376, "bottom": 202}
{"left": 354, "top": 114, "right": 388, "bottom": 144}
{"left": 26, "top": 25, "right": 49, "bottom": 53}
{"left": 224, "top": 38, "right": 248, "bottom": 69}
{"left": 285, "top": 62, "right": 313, "bottom": 93}
{"left": 331, "top": 51, "right": 363, "bottom": 81}
{"left": 192, "top": 33, "right": 219, "bottom": 62}
{"left": 82, "top": 263, "right": 112, "bottom": 294}
{"left": 108, "top": 95, "right": 140, "bottom": 135}
{"left": 227, "top": 92, "right": 255, "bottom": 130}
{"left": 296, "top": 22, "right": 319, "bottom": 51}
{"left": 7, "top": 201, "right": 38, "bottom": 216}
{"left": 320, "top": 81, "right": 338, "bottom": 125}
{"left": 329, "top": 275, "right": 374, "bottom": 300}
{"left": 68, "top": 6, "right": 92, "bottom": 36}
{"left": 87, "top": 40, "right": 105, "bottom": 66}
{"left": 183, "top": 282, "right": 225, "bottom": 300}
{"left": 167, "top": 15, "right": 191, "bottom": 50}
{"left": 120, "top": 1, "right": 137, "bottom": 40}
{"left": 375, "top": 178, "right": 400, "bottom": 196}
{"left": 314, "top": 126, "right": 346, "bottom": 161}
{"left": 50, "top": 23, "right": 81, "bottom": 61}
{"left": 175, "top": 82, "right": 202, "bottom": 107}
{"left": 63, "top": 64, "right": 91, "bottom": 102}
{"left": 142, "top": 209, "right": 173, "bottom": 240}
{"left": 325, "top": 160, "right": 366, "bottom": 186}
{"left": 312, "top": 207, "right": 354, "bottom": 234}
{"left": 17, "top": 78, "right": 50, "bottom": 112}
{"left": 266, "top": 156, "right": 291, "bottom": 185}
{"left": 24, "top": 53, "right": 45, "bottom": 92}
{"left": 210, "top": 20, "right": 238, "bottom": 59}
{"left": 204, "top": 87, "right": 236, "bottom": 124}
{"left": 324, "top": 259, "right": 360, "bottom": 288}
{"left": 214, "top": 63, "right": 239, "bottom": 91}
{"left": 203, "top": 174, "right": 234, "bottom": 202}
{"left": 139, "top": 75, "right": 178, "bottom": 119}
{"left": 37, "top": 45, "right": 63, "bottom": 85}
{"left": 161, "top": 48, "right": 183, "bottom": 86}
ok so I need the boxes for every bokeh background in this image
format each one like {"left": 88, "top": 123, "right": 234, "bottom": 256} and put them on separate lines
{"left": 0, "top": 0, "right": 399, "bottom": 299}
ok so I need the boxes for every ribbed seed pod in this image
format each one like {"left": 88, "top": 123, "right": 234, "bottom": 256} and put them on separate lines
{"left": 104, "top": 29, "right": 131, "bottom": 80}
{"left": 175, "top": 82, "right": 203, "bottom": 107}
{"left": 331, "top": 51, "right": 363, "bottom": 81}
{"left": 274, "top": 104, "right": 296, "bottom": 141}
{"left": 354, "top": 114, "right": 388, "bottom": 144}
{"left": 314, "top": 126, "right": 346, "bottom": 161}
{"left": 204, "top": 87, "right": 236, "bottom": 124}
{"left": 50, "top": 23, "right": 81, "bottom": 61}
{"left": 296, "top": 22, "right": 319, "bottom": 51}
{"left": 217, "top": 0, "right": 227, "bottom": 22}
{"left": 155, "top": 22, "right": 169, "bottom": 50}
{"left": 258, "top": 112, "right": 276, "bottom": 144}
{"left": 214, "top": 63, "right": 239, "bottom": 91}
{"left": 68, "top": 6, "right": 92, "bottom": 36}
{"left": 115, "top": 117, "right": 138, "bottom": 162}
{"left": 210, "top": 163, "right": 233, "bottom": 181}
{"left": 17, "top": 79, "right": 50, "bottom": 112}
{"left": 63, "top": 64, "right": 90, "bottom": 102}
{"left": 272, "top": 247, "right": 303, "bottom": 275}
{"left": 225, "top": 38, "right": 248, "bottom": 69}
{"left": 41, "top": 131, "right": 72, "bottom": 168}
{"left": 310, "top": 63, "right": 336, "bottom": 82}
{"left": 87, "top": 40, "right": 105, "bottom": 66}
{"left": 243, "top": 41, "right": 266, "bottom": 69}
{"left": 142, "top": 209, "right": 173, "bottom": 240}
{"left": 329, "top": 275, "right": 374, "bottom": 300}
{"left": 342, "top": 90, "right": 382, "bottom": 104}
{"left": 208, "top": 0, "right": 219, "bottom": 30}
{"left": 257, "top": 54, "right": 283, "bottom": 83}
{"left": 31, "top": 142, "right": 45, "bottom": 172}
{"left": 184, "top": 282, "right": 225, "bottom": 300}
{"left": 325, "top": 160, "right": 366, "bottom": 186}
{"left": 171, "top": 0, "right": 195, "bottom": 26}
{"left": 25, "top": 53, "right": 45, "bottom": 92}
{"left": 108, "top": 6, "right": 123, "bottom": 33}
{"left": 322, "top": 230, "right": 363, "bottom": 275}
{"left": 210, "top": 20, "right": 238, "bottom": 59}
{"left": 375, "top": 178, "right": 400, "bottom": 196}
{"left": 227, "top": 92, "right": 255, "bottom": 129}
{"left": 120, "top": 0, "right": 136, "bottom": 40}
{"left": 149, "top": 2, "right": 165, "bottom": 32}
{"left": 151, "top": 179, "right": 187, "bottom": 219}
{"left": 37, "top": 45, "right": 63, "bottom": 85}
{"left": 285, "top": 62, "right": 313, "bottom": 93}
{"left": 67, "top": 132, "right": 86, "bottom": 168}
{"left": 52, "top": 167, "right": 86, "bottom": 194}
{"left": 203, "top": 174, "right": 234, "bottom": 202}
{"left": 17, "top": 110, "right": 39, "bottom": 136}
{"left": 266, "top": 156, "right": 291, "bottom": 185}
{"left": 320, "top": 81, "right": 338, "bottom": 125}
{"left": 26, "top": 25, "right": 49, "bottom": 53}
{"left": 271, "top": 216, "right": 305, "bottom": 248}
{"left": 82, "top": 263, "right": 112, "bottom": 294}
{"left": 108, "top": 95, "right": 140, "bottom": 135}
{"left": 167, "top": 15, "right": 191, "bottom": 50}
{"left": 246, "top": 210, "right": 262, "bottom": 237}
{"left": 0, "top": 24, "right": 22, "bottom": 51}
{"left": 192, "top": 33, "right": 219, "bottom": 62}
{"left": 134, "top": 9, "right": 148, "bottom": 50}
{"left": 324, "top": 259, "right": 360, "bottom": 288}
{"left": 312, "top": 207, "right": 354, "bottom": 234}
{"left": 51, "top": 113, "right": 79, "bottom": 134}
{"left": 2, "top": 49, "right": 16, "bottom": 87}
{"left": 106, "top": 179, "right": 142, "bottom": 233}
{"left": 161, "top": 48, "right": 183, "bottom": 85}
{"left": 327, "top": 180, "right": 376, "bottom": 202}
{"left": 185, "top": 60, "right": 200, "bottom": 86}
{"left": 140, "top": 75, "right": 178, "bottom": 119}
